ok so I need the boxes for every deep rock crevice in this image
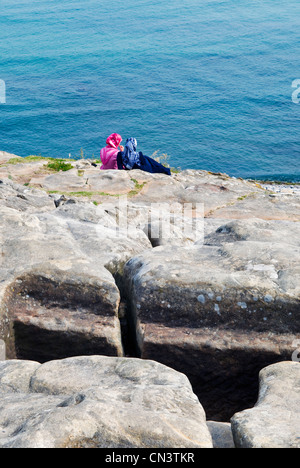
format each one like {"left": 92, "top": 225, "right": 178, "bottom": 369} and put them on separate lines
{"left": 2, "top": 266, "right": 124, "bottom": 362}
{"left": 0, "top": 166, "right": 299, "bottom": 427}
{"left": 2, "top": 253, "right": 296, "bottom": 423}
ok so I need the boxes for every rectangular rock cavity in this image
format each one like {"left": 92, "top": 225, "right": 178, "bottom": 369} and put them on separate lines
{"left": 1, "top": 269, "right": 124, "bottom": 362}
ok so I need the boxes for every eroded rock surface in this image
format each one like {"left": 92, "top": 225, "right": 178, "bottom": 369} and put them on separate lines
{"left": 0, "top": 177, "right": 152, "bottom": 361}
{"left": 0, "top": 356, "right": 213, "bottom": 448}
{"left": 0, "top": 153, "right": 299, "bottom": 424}
{"left": 122, "top": 218, "right": 300, "bottom": 420}
{"left": 231, "top": 361, "right": 300, "bottom": 448}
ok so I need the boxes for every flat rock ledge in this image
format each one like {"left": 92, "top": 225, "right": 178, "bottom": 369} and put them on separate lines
{"left": 0, "top": 356, "right": 213, "bottom": 449}
{"left": 231, "top": 361, "right": 300, "bottom": 448}
{"left": 0, "top": 152, "right": 299, "bottom": 442}
{"left": 0, "top": 358, "right": 298, "bottom": 448}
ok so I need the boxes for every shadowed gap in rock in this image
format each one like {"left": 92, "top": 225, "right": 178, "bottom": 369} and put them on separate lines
{"left": 12, "top": 322, "right": 120, "bottom": 363}
{"left": 140, "top": 341, "right": 292, "bottom": 422}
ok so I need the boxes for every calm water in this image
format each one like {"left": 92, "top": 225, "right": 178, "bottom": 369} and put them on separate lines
{"left": 0, "top": 0, "right": 299, "bottom": 181}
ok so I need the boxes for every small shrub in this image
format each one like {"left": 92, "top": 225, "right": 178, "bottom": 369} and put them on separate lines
{"left": 72, "top": 148, "right": 94, "bottom": 161}
{"left": 46, "top": 161, "right": 73, "bottom": 172}
{"left": 150, "top": 151, "right": 181, "bottom": 173}
{"left": 6, "top": 158, "right": 23, "bottom": 165}
{"left": 25, "top": 155, "right": 45, "bottom": 161}
{"left": 151, "top": 150, "right": 171, "bottom": 168}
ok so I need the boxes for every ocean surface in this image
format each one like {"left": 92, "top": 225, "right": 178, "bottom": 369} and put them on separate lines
{"left": 0, "top": 0, "right": 299, "bottom": 181}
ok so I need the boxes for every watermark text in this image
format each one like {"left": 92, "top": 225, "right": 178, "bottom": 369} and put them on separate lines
{"left": 292, "top": 79, "right": 300, "bottom": 104}
{"left": 105, "top": 197, "right": 204, "bottom": 245}
{"left": 0, "top": 80, "right": 6, "bottom": 104}
{"left": 0, "top": 340, "right": 6, "bottom": 360}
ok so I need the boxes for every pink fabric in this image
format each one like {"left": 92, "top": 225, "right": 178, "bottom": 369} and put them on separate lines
{"left": 100, "top": 133, "right": 122, "bottom": 170}
{"left": 100, "top": 146, "right": 119, "bottom": 170}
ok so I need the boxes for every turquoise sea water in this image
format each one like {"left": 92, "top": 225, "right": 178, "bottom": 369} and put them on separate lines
{"left": 0, "top": 0, "right": 299, "bottom": 181}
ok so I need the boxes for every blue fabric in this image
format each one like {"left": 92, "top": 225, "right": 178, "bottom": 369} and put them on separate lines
{"left": 122, "top": 138, "right": 141, "bottom": 170}
{"left": 138, "top": 154, "right": 171, "bottom": 175}
{"left": 119, "top": 137, "right": 171, "bottom": 175}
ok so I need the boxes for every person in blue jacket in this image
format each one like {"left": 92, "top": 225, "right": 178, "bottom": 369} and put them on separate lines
{"left": 117, "top": 138, "right": 171, "bottom": 176}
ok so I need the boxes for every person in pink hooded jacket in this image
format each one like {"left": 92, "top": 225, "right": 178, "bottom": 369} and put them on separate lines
{"left": 100, "top": 133, "right": 124, "bottom": 170}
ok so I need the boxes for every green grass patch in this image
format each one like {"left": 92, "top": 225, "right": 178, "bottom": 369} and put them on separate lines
{"left": 48, "top": 190, "right": 122, "bottom": 198}
{"left": 5, "top": 158, "right": 23, "bottom": 165}
{"left": 128, "top": 178, "right": 147, "bottom": 197}
{"left": 46, "top": 178, "right": 148, "bottom": 200}
{"left": 1, "top": 155, "right": 78, "bottom": 167}
{"left": 25, "top": 155, "right": 49, "bottom": 162}
{"left": 46, "top": 161, "right": 73, "bottom": 172}
{"left": 130, "top": 178, "right": 146, "bottom": 190}
{"left": 237, "top": 192, "right": 257, "bottom": 201}
{"left": 68, "top": 191, "right": 96, "bottom": 197}
{"left": 7, "top": 156, "right": 52, "bottom": 165}
{"left": 170, "top": 167, "right": 181, "bottom": 174}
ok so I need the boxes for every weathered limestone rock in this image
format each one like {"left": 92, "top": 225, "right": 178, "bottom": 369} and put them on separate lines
{"left": 133, "top": 176, "right": 184, "bottom": 204}
{"left": 30, "top": 168, "right": 137, "bottom": 196}
{"left": 122, "top": 218, "right": 300, "bottom": 420}
{"left": 0, "top": 179, "right": 55, "bottom": 212}
{"left": 206, "top": 190, "right": 300, "bottom": 221}
{"left": 85, "top": 169, "right": 136, "bottom": 194}
{"left": 207, "top": 421, "right": 235, "bottom": 449}
{"left": 0, "top": 161, "right": 49, "bottom": 186}
{"left": 0, "top": 155, "right": 299, "bottom": 427}
{"left": 231, "top": 361, "right": 300, "bottom": 448}
{"left": 2, "top": 155, "right": 299, "bottom": 220}
{"left": 30, "top": 168, "right": 91, "bottom": 192}
{"left": 3, "top": 262, "right": 123, "bottom": 361}
{"left": 173, "top": 170, "right": 264, "bottom": 216}
{"left": 0, "top": 179, "right": 152, "bottom": 361}
{"left": 0, "top": 356, "right": 213, "bottom": 448}
{"left": 0, "top": 151, "right": 22, "bottom": 165}
{"left": 29, "top": 168, "right": 137, "bottom": 196}
{"left": 0, "top": 359, "right": 40, "bottom": 393}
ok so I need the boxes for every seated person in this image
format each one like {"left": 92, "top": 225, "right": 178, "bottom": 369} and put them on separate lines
{"left": 100, "top": 133, "right": 124, "bottom": 170}
{"left": 117, "top": 138, "right": 171, "bottom": 176}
